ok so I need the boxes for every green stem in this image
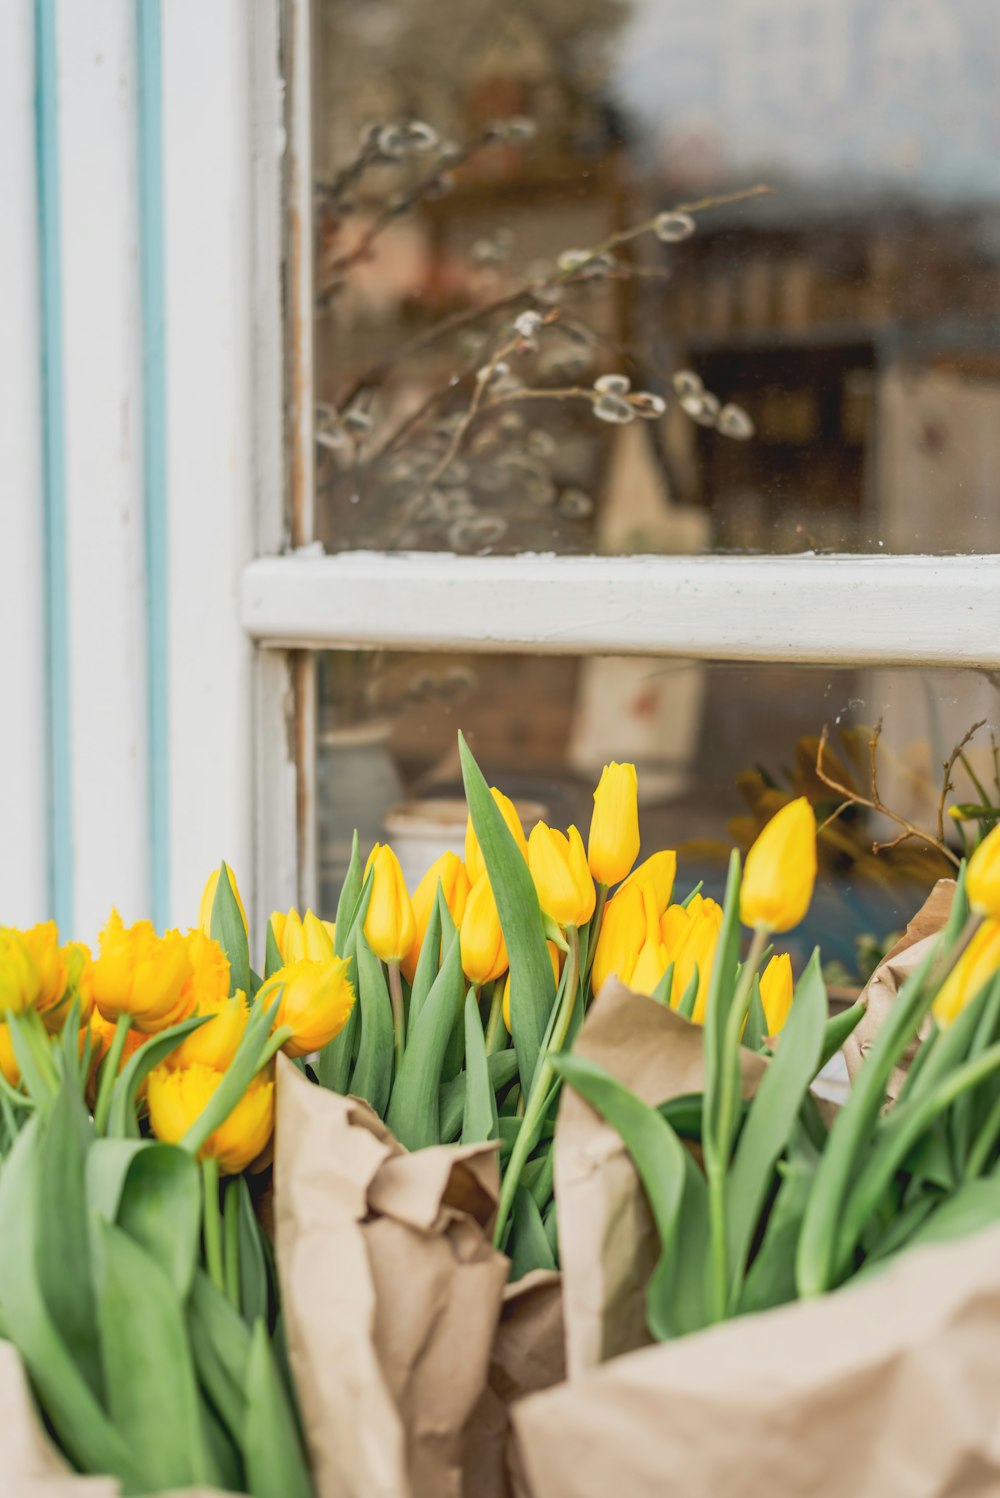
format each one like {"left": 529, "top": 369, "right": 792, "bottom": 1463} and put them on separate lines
{"left": 965, "top": 1090, "right": 1000, "bottom": 1181}
{"left": 581, "top": 883, "right": 609, "bottom": 998}
{"left": 223, "top": 1179, "right": 241, "bottom": 1313}
{"left": 93, "top": 1014, "right": 132, "bottom": 1135}
{"left": 494, "top": 925, "right": 580, "bottom": 1248}
{"left": 387, "top": 961, "right": 405, "bottom": 1073}
{"left": 706, "top": 925, "right": 768, "bottom": 1323}
{"left": 484, "top": 983, "right": 504, "bottom": 1054}
{"left": 202, "top": 1156, "right": 225, "bottom": 1295}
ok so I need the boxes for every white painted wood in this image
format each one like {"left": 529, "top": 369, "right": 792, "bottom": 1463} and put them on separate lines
{"left": 162, "top": 0, "right": 256, "bottom": 928}
{"left": 249, "top": 1, "right": 299, "bottom": 933}
{"left": 241, "top": 552, "right": 1000, "bottom": 668}
{"left": 0, "top": 0, "right": 48, "bottom": 924}
{"left": 58, "top": 0, "right": 149, "bottom": 939}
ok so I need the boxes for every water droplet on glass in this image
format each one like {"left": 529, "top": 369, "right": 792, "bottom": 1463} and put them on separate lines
{"left": 673, "top": 369, "right": 703, "bottom": 398}
{"left": 559, "top": 488, "right": 594, "bottom": 517}
{"left": 595, "top": 373, "right": 631, "bottom": 396}
{"left": 449, "top": 515, "right": 508, "bottom": 551}
{"left": 718, "top": 403, "right": 755, "bottom": 440}
{"left": 594, "top": 393, "right": 635, "bottom": 424}
{"left": 654, "top": 212, "right": 696, "bottom": 243}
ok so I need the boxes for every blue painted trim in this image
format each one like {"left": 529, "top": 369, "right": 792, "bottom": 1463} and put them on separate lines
{"left": 34, "top": 0, "right": 73, "bottom": 930}
{"left": 137, "top": 0, "right": 170, "bottom": 929}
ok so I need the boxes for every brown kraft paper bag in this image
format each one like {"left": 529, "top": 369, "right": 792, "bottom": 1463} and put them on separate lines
{"left": 512, "top": 1223, "right": 1000, "bottom": 1498}
{"left": 843, "top": 878, "right": 955, "bottom": 1100}
{"left": 555, "top": 980, "right": 767, "bottom": 1377}
{"left": 273, "top": 1057, "right": 511, "bottom": 1498}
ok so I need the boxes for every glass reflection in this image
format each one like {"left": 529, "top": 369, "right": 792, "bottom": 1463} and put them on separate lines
{"left": 313, "top": 0, "right": 1000, "bottom": 555}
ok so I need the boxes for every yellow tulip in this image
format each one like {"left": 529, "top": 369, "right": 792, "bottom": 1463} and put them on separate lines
{"left": 629, "top": 887, "right": 672, "bottom": 997}
{"left": 503, "top": 941, "right": 561, "bottom": 1030}
{"left": 20, "top": 922, "right": 66, "bottom": 1017}
{"left": 92, "top": 911, "right": 195, "bottom": 1033}
{"left": 620, "top": 851, "right": 678, "bottom": 914}
{"left": 363, "top": 845, "right": 417, "bottom": 963}
{"left": 592, "top": 883, "right": 645, "bottom": 994}
{"left": 0, "top": 929, "right": 40, "bottom": 1017}
{"left": 168, "top": 991, "right": 249, "bottom": 1072}
{"left": 0, "top": 1025, "right": 19, "bottom": 1087}
{"left": 528, "top": 823, "right": 596, "bottom": 929}
{"left": 402, "top": 852, "right": 471, "bottom": 982}
{"left": 671, "top": 904, "right": 723, "bottom": 1024}
{"left": 465, "top": 788, "right": 529, "bottom": 885}
{"left": 759, "top": 953, "right": 794, "bottom": 1036}
{"left": 147, "top": 1064, "right": 274, "bottom": 1175}
{"left": 660, "top": 902, "right": 693, "bottom": 954}
{"left": 966, "top": 824, "right": 1000, "bottom": 920}
{"left": 460, "top": 874, "right": 509, "bottom": 986}
{"left": 270, "top": 908, "right": 336, "bottom": 964}
{"left": 740, "top": 797, "right": 817, "bottom": 934}
{"left": 588, "top": 762, "right": 640, "bottom": 886}
{"left": 198, "top": 865, "right": 248, "bottom": 937}
{"left": 933, "top": 920, "right": 1000, "bottom": 1028}
{"left": 271, "top": 956, "right": 356, "bottom": 1059}
{"left": 86, "top": 1010, "right": 150, "bottom": 1083}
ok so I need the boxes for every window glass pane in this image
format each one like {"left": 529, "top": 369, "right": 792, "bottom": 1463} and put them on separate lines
{"left": 316, "top": 653, "right": 997, "bottom": 988}
{"left": 313, "top": 1, "right": 1000, "bottom": 556}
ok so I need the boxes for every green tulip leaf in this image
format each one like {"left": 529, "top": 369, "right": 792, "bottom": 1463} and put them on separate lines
{"left": 235, "top": 1175, "right": 271, "bottom": 1328}
{"left": 352, "top": 932, "right": 395, "bottom": 1117}
{"left": 265, "top": 920, "right": 284, "bottom": 980}
{"left": 116, "top": 1142, "right": 202, "bottom": 1300}
{"left": 189, "top": 1268, "right": 251, "bottom": 1446}
{"left": 818, "top": 996, "right": 867, "bottom": 1070}
{"left": 439, "top": 1050, "right": 520, "bottom": 1142}
{"left": 461, "top": 989, "right": 499, "bottom": 1145}
{"left": 408, "top": 892, "right": 444, "bottom": 1039}
{"left": 459, "top": 731, "right": 556, "bottom": 1097}
{"left": 510, "top": 1186, "right": 556, "bottom": 1281}
{"left": 106, "top": 1013, "right": 210, "bottom": 1140}
{"left": 386, "top": 933, "right": 464, "bottom": 1148}
{"left": 726, "top": 948, "right": 827, "bottom": 1304}
{"left": 334, "top": 831, "right": 364, "bottom": 957}
{"left": 211, "top": 861, "right": 251, "bottom": 999}
{"left": 244, "top": 1318, "right": 315, "bottom": 1498}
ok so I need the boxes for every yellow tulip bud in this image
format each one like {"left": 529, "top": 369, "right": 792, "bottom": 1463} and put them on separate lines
{"left": 671, "top": 904, "right": 722, "bottom": 1024}
{"left": 460, "top": 874, "right": 509, "bottom": 986}
{"left": 759, "top": 952, "right": 794, "bottom": 1036}
{"left": 363, "top": 845, "right": 417, "bottom": 963}
{"left": 402, "top": 852, "right": 471, "bottom": 982}
{"left": 0, "top": 1025, "right": 19, "bottom": 1087}
{"left": 198, "top": 865, "right": 248, "bottom": 937}
{"left": 465, "top": 788, "right": 529, "bottom": 885}
{"left": 503, "top": 941, "right": 561, "bottom": 1030}
{"left": 20, "top": 921, "right": 66, "bottom": 1018}
{"left": 629, "top": 887, "right": 672, "bottom": 997}
{"left": 966, "top": 824, "right": 1000, "bottom": 920}
{"left": 592, "top": 883, "right": 645, "bottom": 994}
{"left": 528, "top": 823, "right": 596, "bottom": 929}
{"left": 932, "top": 920, "right": 1000, "bottom": 1028}
{"left": 740, "top": 797, "right": 817, "bottom": 934}
{"left": 0, "top": 929, "right": 40, "bottom": 1017}
{"left": 588, "top": 761, "right": 640, "bottom": 886}
{"left": 92, "top": 911, "right": 195, "bottom": 1033}
{"left": 272, "top": 956, "right": 356, "bottom": 1059}
{"left": 148, "top": 1063, "right": 274, "bottom": 1175}
{"left": 620, "top": 851, "right": 677, "bottom": 914}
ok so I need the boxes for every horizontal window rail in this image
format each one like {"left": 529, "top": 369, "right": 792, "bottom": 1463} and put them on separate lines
{"left": 242, "top": 552, "right": 1000, "bottom": 668}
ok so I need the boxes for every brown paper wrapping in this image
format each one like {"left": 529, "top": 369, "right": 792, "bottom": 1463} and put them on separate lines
{"left": 274, "top": 1057, "right": 510, "bottom": 1498}
{"left": 513, "top": 1223, "right": 1000, "bottom": 1498}
{"left": 556, "top": 980, "right": 766, "bottom": 1377}
{"left": 843, "top": 879, "right": 955, "bottom": 1100}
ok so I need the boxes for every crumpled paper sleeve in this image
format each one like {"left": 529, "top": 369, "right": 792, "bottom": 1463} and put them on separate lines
{"left": 462, "top": 1269, "right": 565, "bottom": 1498}
{"left": 513, "top": 1222, "right": 1000, "bottom": 1498}
{"left": 844, "top": 879, "right": 955, "bottom": 1100}
{"left": 274, "top": 1057, "right": 510, "bottom": 1498}
{"left": 555, "top": 980, "right": 766, "bottom": 1377}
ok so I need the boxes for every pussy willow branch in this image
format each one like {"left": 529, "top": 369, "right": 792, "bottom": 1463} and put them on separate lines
{"left": 814, "top": 721, "right": 962, "bottom": 869}
{"left": 938, "top": 720, "right": 988, "bottom": 842}
{"left": 330, "top": 184, "right": 771, "bottom": 410}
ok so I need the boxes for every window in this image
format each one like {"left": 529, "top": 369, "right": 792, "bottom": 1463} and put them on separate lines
{"left": 248, "top": 0, "right": 1000, "bottom": 970}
